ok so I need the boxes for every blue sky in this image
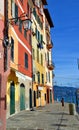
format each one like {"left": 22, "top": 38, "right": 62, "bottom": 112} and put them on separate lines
{"left": 47, "top": 0, "right": 79, "bottom": 87}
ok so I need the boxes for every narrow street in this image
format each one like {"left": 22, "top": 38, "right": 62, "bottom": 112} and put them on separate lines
{"left": 7, "top": 102, "right": 79, "bottom": 130}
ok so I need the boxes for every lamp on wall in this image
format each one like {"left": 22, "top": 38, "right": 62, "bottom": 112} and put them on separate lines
{"left": 8, "top": 13, "right": 32, "bottom": 30}
{"left": 23, "top": 19, "right": 32, "bottom": 30}
{"left": 4, "top": 13, "right": 32, "bottom": 47}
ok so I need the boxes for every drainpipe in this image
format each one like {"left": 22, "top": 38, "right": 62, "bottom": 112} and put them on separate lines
{"left": 0, "top": 0, "right": 9, "bottom": 129}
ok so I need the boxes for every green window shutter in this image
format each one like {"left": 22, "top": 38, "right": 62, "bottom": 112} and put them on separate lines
{"left": 36, "top": 28, "right": 38, "bottom": 39}
{"left": 15, "top": 4, "right": 18, "bottom": 18}
{"left": 41, "top": 54, "right": 43, "bottom": 65}
{"left": 15, "top": 4, "right": 18, "bottom": 23}
{"left": 33, "top": 8, "right": 36, "bottom": 18}
{"left": 11, "top": 37, "right": 14, "bottom": 61}
{"left": 42, "top": 74, "right": 44, "bottom": 84}
{"left": 36, "top": 29, "right": 39, "bottom": 41}
{"left": 38, "top": 31, "right": 40, "bottom": 42}
{"left": 39, "top": 33, "right": 41, "bottom": 42}
{"left": 25, "top": 53, "right": 28, "bottom": 68}
{"left": 40, "top": 22, "right": 43, "bottom": 30}
{"left": 48, "top": 72, "right": 50, "bottom": 82}
{"left": 38, "top": 72, "right": 40, "bottom": 84}
{"left": 37, "top": 49, "right": 39, "bottom": 62}
{"left": 33, "top": 74, "right": 35, "bottom": 82}
{"left": 41, "top": 35, "right": 43, "bottom": 43}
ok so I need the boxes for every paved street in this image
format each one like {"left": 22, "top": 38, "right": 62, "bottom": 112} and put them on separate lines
{"left": 7, "top": 102, "right": 79, "bottom": 130}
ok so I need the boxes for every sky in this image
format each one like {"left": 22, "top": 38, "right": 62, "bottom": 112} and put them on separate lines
{"left": 47, "top": 0, "right": 79, "bottom": 87}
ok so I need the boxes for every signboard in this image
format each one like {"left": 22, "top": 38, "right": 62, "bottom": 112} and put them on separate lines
{"left": 38, "top": 86, "right": 43, "bottom": 91}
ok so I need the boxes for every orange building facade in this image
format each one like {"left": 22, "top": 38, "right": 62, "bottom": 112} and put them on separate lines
{"left": 0, "top": 0, "right": 54, "bottom": 129}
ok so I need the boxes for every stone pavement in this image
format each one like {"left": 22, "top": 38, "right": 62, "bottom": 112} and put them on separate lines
{"left": 6, "top": 102, "right": 79, "bottom": 130}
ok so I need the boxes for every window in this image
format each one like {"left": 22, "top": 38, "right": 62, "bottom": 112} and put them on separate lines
{"left": 33, "top": 74, "right": 35, "bottom": 82}
{"left": 15, "top": 4, "right": 18, "bottom": 17}
{"left": 25, "top": 53, "right": 28, "bottom": 68}
{"left": 11, "top": 0, "right": 13, "bottom": 15}
{"left": 38, "top": 31, "right": 40, "bottom": 42}
{"left": 46, "top": 72, "right": 48, "bottom": 82}
{"left": 37, "top": 49, "right": 39, "bottom": 62}
{"left": 11, "top": 0, "right": 18, "bottom": 24}
{"left": 36, "top": 29, "right": 41, "bottom": 42}
{"left": 36, "top": 28, "right": 38, "bottom": 40}
{"left": 41, "top": 54, "right": 43, "bottom": 65}
{"left": 11, "top": 37, "right": 14, "bottom": 61}
{"left": 37, "top": 72, "right": 40, "bottom": 84}
{"left": 33, "top": 8, "right": 36, "bottom": 18}
{"left": 11, "top": 0, "right": 15, "bottom": 17}
{"left": 45, "top": 53, "right": 46, "bottom": 61}
{"left": 37, "top": 88, "right": 39, "bottom": 98}
{"left": 40, "top": 22, "right": 43, "bottom": 30}
{"left": 41, "top": 34, "right": 43, "bottom": 43}
{"left": 19, "top": 19, "right": 22, "bottom": 32}
{"left": 15, "top": 3, "right": 18, "bottom": 24}
{"left": 41, "top": 74, "right": 44, "bottom": 84}
{"left": 39, "top": 91, "right": 41, "bottom": 97}
{"left": 48, "top": 72, "right": 50, "bottom": 82}
{"left": 47, "top": 52, "right": 49, "bottom": 64}
{"left": 45, "top": 94, "right": 46, "bottom": 101}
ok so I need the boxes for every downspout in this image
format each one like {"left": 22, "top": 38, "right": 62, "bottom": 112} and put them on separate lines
{"left": 4, "top": 0, "right": 9, "bottom": 71}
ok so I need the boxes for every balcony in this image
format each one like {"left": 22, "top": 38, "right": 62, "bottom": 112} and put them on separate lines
{"left": 45, "top": 24, "right": 50, "bottom": 33}
{"left": 47, "top": 41, "right": 53, "bottom": 50}
{"left": 47, "top": 61, "right": 55, "bottom": 70}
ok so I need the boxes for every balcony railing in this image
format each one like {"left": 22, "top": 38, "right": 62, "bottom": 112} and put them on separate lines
{"left": 47, "top": 61, "right": 55, "bottom": 70}
{"left": 45, "top": 24, "right": 50, "bottom": 33}
{"left": 46, "top": 41, "right": 53, "bottom": 50}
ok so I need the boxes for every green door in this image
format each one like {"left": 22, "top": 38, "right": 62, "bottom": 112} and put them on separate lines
{"left": 20, "top": 84, "right": 25, "bottom": 110}
{"left": 10, "top": 81, "right": 15, "bottom": 115}
{"left": 29, "top": 88, "right": 32, "bottom": 108}
{"left": 34, "top": 91, "right": 36, "bottom": 107}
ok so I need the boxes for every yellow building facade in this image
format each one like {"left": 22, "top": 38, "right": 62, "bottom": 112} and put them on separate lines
{"left": 32, "top": 0, "right": 54, "bottom": 107}
{"left": 32, "top": 0, "right": 46, "bottom": 107}
{"left": 44, "top": 8, "right": 54, "bottom": 103}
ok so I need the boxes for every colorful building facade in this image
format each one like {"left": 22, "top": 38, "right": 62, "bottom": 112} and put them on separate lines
{"left": 6, "top": 0, "right": 33, "bottom": 118}
{"left": 0, "top": 0, "right": 54, "bottom": 129}
{"left": 32, "top": 0, "right": 54, "bottom": 107}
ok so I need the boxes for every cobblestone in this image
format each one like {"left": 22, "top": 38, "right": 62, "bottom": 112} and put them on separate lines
{"left": 7, "top": 102, "right": 79, "bottom": 130}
